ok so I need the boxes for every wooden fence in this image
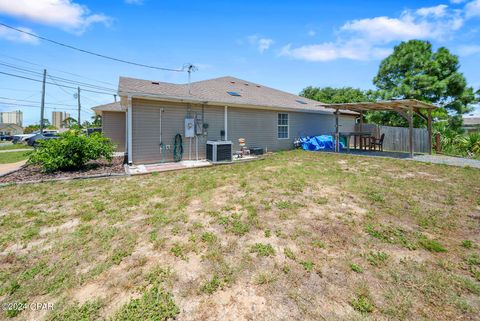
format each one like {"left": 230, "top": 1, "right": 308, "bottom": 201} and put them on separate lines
{"left": 356, "top": 124, "right": 429, "bottom": 153}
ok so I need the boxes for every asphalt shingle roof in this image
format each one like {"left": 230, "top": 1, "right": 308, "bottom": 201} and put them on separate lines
{"left": 118, "top": 76, "right": 356, "bottom": 115}
{"left": 91, "top": 102, "right": 125, "bottom": 114}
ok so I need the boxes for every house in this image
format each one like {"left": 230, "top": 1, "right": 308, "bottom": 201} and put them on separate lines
{"left": 93, "top": 76, "right": 357, "bottom": 164}
{"left": 463, "top": 117, "right": 480, "bottom": 133}
{"left": 92, "top": 101, "right": 126, "bottom": 152}
{"left": 0, "top": 123, "right": 23, "bottom": 136}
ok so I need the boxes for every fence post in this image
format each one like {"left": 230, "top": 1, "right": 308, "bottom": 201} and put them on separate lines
{"left": 435, "top": 133, "right": 441, "bottom": 154}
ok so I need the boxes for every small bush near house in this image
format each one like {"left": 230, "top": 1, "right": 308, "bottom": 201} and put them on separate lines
{"left": 28, "top": 130, "right": 115, "bottom": 172}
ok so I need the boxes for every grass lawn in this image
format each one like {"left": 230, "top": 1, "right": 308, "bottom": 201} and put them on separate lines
{"left": 0, "top": 150, "right": 479, "bottom": 320}
{"left": 0, "top": 144, "right": 32, "bottom": 151}
{"left": 0, "top": 151, "right": 30, "bottom": 164}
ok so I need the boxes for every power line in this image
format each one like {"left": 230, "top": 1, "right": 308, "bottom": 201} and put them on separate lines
{"left": 0, "top": 22, "right": 186, "bottom": 72}
{"left": 0, "top": 53, "right": 117, "bottom": 87}
{"left": 0, "top": 60, "right": 117, "bottom": 92}
{"left": 0, "top": 96, "right": 77, "bottom": 107}
{"left": 0, "top": 101, "right": 79, "bottom": 111}
{"left": 0, "top": 71, "right": 115, "bottom": 95}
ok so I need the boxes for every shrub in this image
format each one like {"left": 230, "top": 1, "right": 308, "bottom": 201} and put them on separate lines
{"left": 28, "top": 130, "right": 115, "bottom": 172}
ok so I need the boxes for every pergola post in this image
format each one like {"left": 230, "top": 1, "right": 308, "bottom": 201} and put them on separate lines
{"left": 427, "top": 109, "right": 432, "bottom": 155}
{"left": 335, "top": 109, "right": 339, "bottom": 152}
{"left": 408, "top": 107, "right": 414, "bottom": 158}
{"left": 359, "top": 110, "right": 364, "bottom": 149}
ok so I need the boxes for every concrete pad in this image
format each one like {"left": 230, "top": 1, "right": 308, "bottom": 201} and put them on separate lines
{"left": 0, "top": 160, "right": 26, "bottom": 176}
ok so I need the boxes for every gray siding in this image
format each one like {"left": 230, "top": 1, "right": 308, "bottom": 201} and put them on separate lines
{"left": 131, "top": 99, "right": 223, "bottom": 164}
{"left": 227, "top": 108, "right": 337, "bottom": 152}
{"left": 102, "top": 111, "right": 125, "bottom": 152}
{"left": 131, "top": 99, "right": 357, "bottom": 164}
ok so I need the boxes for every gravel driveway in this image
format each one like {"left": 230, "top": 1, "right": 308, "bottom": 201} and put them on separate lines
{"left": 412, "top": 154, "right": 480, "bottom": 168}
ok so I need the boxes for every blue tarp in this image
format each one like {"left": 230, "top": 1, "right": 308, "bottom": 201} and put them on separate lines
{"left": 299, "top": 135, "right": 344, "bottom": 151}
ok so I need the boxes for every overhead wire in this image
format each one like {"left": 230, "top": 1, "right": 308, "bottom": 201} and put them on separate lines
{"left": 0, "top": 22, "right": 186, "bottom": 72}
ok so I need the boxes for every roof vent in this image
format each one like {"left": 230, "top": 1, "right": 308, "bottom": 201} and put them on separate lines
{"left": 295, "top": 99, "right": 307, "bottom": 105}
{"left": 151, "top": 81, "right": 160, "bottom": 85}
{"left": 230, "top": 81, "right": 235, "bottom": 84}
{"left": 227, "top": 91, "right": 241, "bottom": 97}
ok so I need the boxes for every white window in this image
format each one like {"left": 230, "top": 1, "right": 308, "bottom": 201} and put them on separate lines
{"left": 277, "top": 113, "right": 289, "bottom": 139}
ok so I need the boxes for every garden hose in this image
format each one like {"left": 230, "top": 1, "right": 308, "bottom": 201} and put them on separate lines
{"left": 173, "top": 133, "right": 183, "bottom": 162}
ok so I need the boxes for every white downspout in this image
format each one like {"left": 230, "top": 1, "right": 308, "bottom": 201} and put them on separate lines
{"left": 124, "top": 110, "right": 127, "bottom": 154}
{"left": 224, "top": 106, "right": 228, "bottom": 141}
{"left": 127, "top": 96, "right": 133, "bottom": 165}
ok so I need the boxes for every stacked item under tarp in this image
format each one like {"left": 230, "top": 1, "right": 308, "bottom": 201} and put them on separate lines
{"left": 299, "top": 135, "right": 344, "bottom": 151}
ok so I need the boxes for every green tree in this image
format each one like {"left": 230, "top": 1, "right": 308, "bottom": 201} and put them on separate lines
{"left": 300, "top": 86, "right": 375, "bottom": 103}
{"left": 63, "top": 117, "right": 78, "bottom": 128}
{"left": 91, "top": 115, "right": 102, "bottom": 127}
{"left": 371, "top": 40, "right": 477, "bottom": 128}
{"left": 24, "top": 124, "right": 40, "bottom": 134}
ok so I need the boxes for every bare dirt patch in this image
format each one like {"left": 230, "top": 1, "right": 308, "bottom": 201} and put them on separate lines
{"left": 0, "top": 156, "right": 125, "bottom": 183}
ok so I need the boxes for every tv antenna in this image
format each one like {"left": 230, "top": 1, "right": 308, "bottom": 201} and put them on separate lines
{"left": 183, "top": 63, "right": 198, "bottom": 94}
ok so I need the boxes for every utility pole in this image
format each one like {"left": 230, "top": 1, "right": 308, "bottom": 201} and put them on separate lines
{"left": 114, "top": 94, "right": 117, "bottom": 102}
{"left": 40, "top": 69, "right": 46, "bottom": 134}
{"left": 77, "top": 87, "right": 81, "bottom": 126}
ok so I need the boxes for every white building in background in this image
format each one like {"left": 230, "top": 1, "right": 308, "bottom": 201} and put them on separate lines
{"left": 52, "top": 111, "right": 70, "bottom": 128}
{"left": 0, "top": 110, "right": 23, "bottom": 127}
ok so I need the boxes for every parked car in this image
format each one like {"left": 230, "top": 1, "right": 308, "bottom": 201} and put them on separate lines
{"left": 12, "top": 134, "right": 36, "bottom": 144}
{"left": 27, "top": 133, "right": 59, "bottom": 147}
{"left": 0, "top": 135, "right": 13, "bottom": 141}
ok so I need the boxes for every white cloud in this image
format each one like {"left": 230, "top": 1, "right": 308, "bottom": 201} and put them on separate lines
{"left": 280, "top": 40, "right": 392, "bottom": 62}
{"left": 307, "top": 30, "right": 316, "bottom": 37}
{"left": 341, "top": 15, "right": 433, "bottom": 42}
{"left": 416, "top": 4, "right": 448, "bottom": 17}
{"left": 281, "top": 3, "right": 467, "bottom": 62}
{"left": 125, "top": 0, "right": 144, "bottom": 5}
{"left": 465, "top": 0, "right": 480, "bottom": 18}
{"left": 457, "top": 44, "right": 480, "bottom": 55}
{"left": 451, "top": 0, "right": 466, "bottom": 4}
{"left": 247, "top": 35, "right": 274, "bottom": 53}
{"left": 0, "top": 25, "right": 38, "bottom": 44}
{"left": 0, "top": 0, "right": 110, "bottom": 33}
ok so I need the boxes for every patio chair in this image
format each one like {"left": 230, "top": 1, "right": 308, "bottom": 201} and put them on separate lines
{"left": 234, "top": 138, "right": 250, "bottom": 158}
{"left": 369, "top": 133, "right": 385, "bottom": 151}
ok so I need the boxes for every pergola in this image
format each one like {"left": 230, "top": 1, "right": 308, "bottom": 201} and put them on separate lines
{"left": 325, "top": 99, "right": 437, "bottom": 157}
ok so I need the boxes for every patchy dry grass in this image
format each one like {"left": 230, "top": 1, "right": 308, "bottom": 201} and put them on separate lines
{"left": 0, "top": 150, "right": 480, "bottom": 320}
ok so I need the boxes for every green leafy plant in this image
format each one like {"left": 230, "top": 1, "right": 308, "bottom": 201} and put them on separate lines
{"left": 284, "top": 248, "right": 296, "bottom": 261}
{"left": 350, "top": 263, "right": 364, "bottom": 273}
{"left": 48, "top": 300, "right": 103, "bottom": 321}
{"left": 112, "top": 287, "right": 179, "bottom": 320}
{"left": 201, "top": 275, "right": 221, "bottom": 294}
{"left": 367, "top": 251, "right": 389, "bottom": 267}
{"left": 250, "top": 243, "right": 275, "bottom": 257}
{"left": 418, "top": 236, "right": 447, "bottom": 252}
{"left": 300, "top": 261, "right": 314, "bottom": 271}
{"left": 351, "top": 293, "right": 374, "bottom": 314}
{"left": 28, "top": 130, "right": 115, "bottom": 172}
{"left": 461, "top": 240, "right": 473, "bottom": 249}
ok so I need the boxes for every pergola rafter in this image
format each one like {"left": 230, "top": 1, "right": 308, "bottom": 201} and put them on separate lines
{"left": 324, "top": 99, "right": 437, "bottom": 157}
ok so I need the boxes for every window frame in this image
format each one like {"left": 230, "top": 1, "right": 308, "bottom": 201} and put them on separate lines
{"left": 277, "top": 112, "right": 289, "bottom": 140}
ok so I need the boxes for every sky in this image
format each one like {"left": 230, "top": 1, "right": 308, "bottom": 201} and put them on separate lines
{"left": 0, "top": 0, "right": 479, "bottom": 126}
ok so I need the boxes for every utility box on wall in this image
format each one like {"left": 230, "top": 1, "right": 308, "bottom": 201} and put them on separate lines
{"left": 184, "top": 118, "right": 195, "bottom": 138}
